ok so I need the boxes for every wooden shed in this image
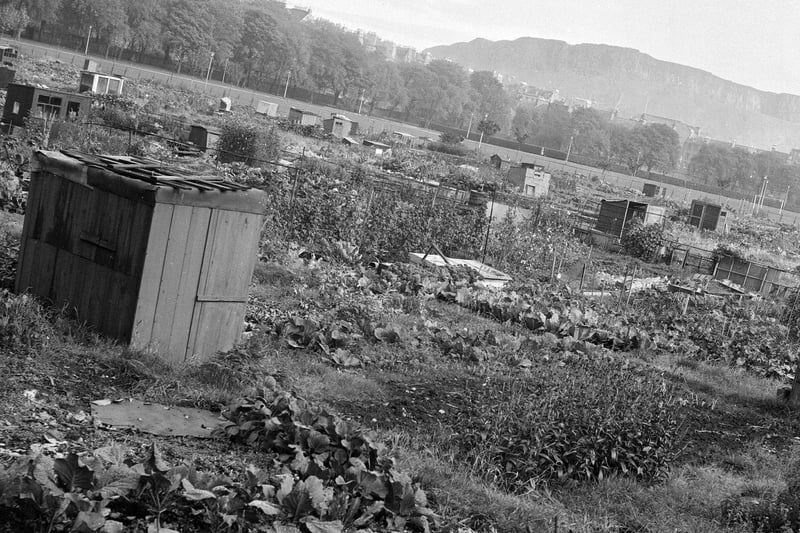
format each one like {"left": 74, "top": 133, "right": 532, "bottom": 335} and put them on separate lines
{"left": 79, "top": 70, "right": 125, "bottom": 95}
{"left": 507, "top": 163, "right": 551, "bottom": 197}
{"left": 2, "top": 83, "right": 91, "bottom": 127}
{"left": 322, "top": 114, "right": 355, "bottom": 138}
{"left": 688, "top": 200, "right": 726, "bottom": 231}
{"left": 188, "top": 125, "right": 221, "bottom": 152}
{"left": 288, "top": 107, "right": 319, "bottom": 126}
{"left": 595, "top": 199, "right": 665, "bottom": 238}
{"left": 16, "top": 150, "right": 266, "bottom": 364}
{"left": 256, "top": 100, "right": 279, "bottom": 117}
{"left": 642, "top": 183, "right": 660, "bottom": 197}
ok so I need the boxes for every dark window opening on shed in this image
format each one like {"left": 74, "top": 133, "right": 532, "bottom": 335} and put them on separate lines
{"left": 37, "top": 95, "right": 62, "bottom": 117}
{"left": 66, "top": 101, "right": 81, "bottom": 118}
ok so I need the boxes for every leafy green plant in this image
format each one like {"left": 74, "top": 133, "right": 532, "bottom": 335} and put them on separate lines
{"left": 218, "top": 113, "right": 282, "bottom": 167}
{"left": 621, "top": 220, "right": 663, "bottom": 261}
{"left": 454, "top": 358, "right": 682, "bottom": 490}
{"left": 221, "top": 390, "right": 437, "bottom": 531}
{"left": 0, "top": 389, "right": 437, "bottom": 532}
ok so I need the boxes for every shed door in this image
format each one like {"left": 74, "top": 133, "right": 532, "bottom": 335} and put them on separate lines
{"left": 185, "top": 209, "right": 262, "bottom": 361}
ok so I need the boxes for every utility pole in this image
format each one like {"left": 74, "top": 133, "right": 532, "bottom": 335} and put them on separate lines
{"left": 563, "top": 135, "right": 574, "bottom": 169}
{"left": 780, "top": 185, "right": 790, "bottom": 221}
{"left": 204, "top": 52, "right": 215, "bottom": 88}
{"left": 221, "top": 58, "right": 229, "bottom": 84}
{"left": 283, "top": 70, "right": 291, "bottom": 99}
{"left": 84, "top": 25, "right": 92, "bottom": 56}
{"left": 466, "top": 112, "right": 474, "bottom": 139}
{"left": 358, "top": 88, "right": 365, "bottom": 114}
{"left": 477, "top": 113, "right": 487, "bottom": 149}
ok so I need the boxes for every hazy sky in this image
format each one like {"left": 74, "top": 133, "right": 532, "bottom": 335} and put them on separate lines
{"left": 297, "top": 0, "right": 800, "bottom": 95}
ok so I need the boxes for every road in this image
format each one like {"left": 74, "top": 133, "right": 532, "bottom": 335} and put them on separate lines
{"left": 7, "top": 38, "right": 798, "bottom": 225}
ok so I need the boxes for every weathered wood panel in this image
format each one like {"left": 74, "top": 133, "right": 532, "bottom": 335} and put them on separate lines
{"left": 169, "top": 206, "right": 211, "bottom": 362}
{"left": 130, "top": 203, "right": 174, "bottom": 350}
{"left": 187, "top": 210, "right": 262, "bottom": 359}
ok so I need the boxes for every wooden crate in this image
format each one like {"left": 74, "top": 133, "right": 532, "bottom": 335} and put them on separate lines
{"left": 16, "top": 151, "right": 266, "bottom": 364}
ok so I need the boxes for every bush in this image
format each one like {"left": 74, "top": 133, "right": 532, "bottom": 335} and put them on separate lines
{"left": 455, "top": 357, "right": 682, "bottom": 490}
{"left": 427, "top": 142, "right": 468, "bottom": 157}
{"left": 621, "top": 220, "right": 664, "bottom": 260}
{"left": 439, "top": 131, "right": 464, "bottom": 144}
{"left": 217, "top": 114, "right": 282, "bottom": 167}
{"left": 0, "top": 291, "right": 52, "bottom": 351}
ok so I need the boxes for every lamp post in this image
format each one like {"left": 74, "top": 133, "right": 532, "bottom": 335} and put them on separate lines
{"left": 477, "top": 113, "right": 488, "bottom": 149}
{"left": 204, "top": 52, "right": 215, "bottom": 89}
{"left": 221, "top": 58, "right": 229, "bottom": 84}
{"left": 563, "top": 135, "right": 574, "bottom": 170}
{"left": 84, "top": 25, "right": 92, "bottom": 56}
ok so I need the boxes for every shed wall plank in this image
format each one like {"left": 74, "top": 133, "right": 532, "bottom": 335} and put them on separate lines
{"left": 170, "top": 207, "right": 211, "bottom": 361}
{"left": 130, "top": 203, "right": 174, "bottom": 350}
{"left": 150, "top": 205, "right": 194, "bottom": 362}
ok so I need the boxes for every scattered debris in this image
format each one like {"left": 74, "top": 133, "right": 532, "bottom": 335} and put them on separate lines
{"left": 91, "top": 398, "right": 226, "bottom": 438}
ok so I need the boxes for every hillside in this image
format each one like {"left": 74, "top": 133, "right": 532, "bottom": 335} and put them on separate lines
{"left": 425, "top": 37, "right": 800, "bottom": 151}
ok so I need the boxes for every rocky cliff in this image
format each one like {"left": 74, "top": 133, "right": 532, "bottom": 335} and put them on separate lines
{"left": 424, "top": 37, "right": 800, "bottom": 151}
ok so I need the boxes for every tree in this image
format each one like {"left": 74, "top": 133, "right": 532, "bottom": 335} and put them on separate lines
{"left": 638, "top": 123, "right": 680, "bottom": 174}
{"left": 511, "top": 105, "right": 537, "bottom": 143}
{"left": 162, "top": 0, "right": 213, "bottom": 73}
{"left": 125, "top": 0, "right": 165, "bottom": 61}
{"left": 531, "top": 103, "right": 571, "bottom": 150}
{"left": 610, "top": 125, "right": 644, "bottom": 175}
{"left": 689, "top": 144, "right": 735, "bottom": 188}
{"left": 234, "top": 9, "right": 278, "bottom": 86}
{"left": 569, "top": 107, "right": 610, "bottom": 159}
{"left": 477, "top": 117, "right": 500, "bottom": 138}
{"left": 469, "top": 71, "right": 512, "bottom": 132}
{"left": 363, "top": 54, "right": 406, "bottom": 114}
{"left": 0, "top": 4, "right": 30, "bottom": 39}
{"left": 20, "top": 0, "right": 60, "bottom": 39}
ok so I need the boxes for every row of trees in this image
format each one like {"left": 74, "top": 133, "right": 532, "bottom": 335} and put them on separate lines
{"left": 0, "top": 0, "right": 513, "bottom": 131}
{"left": 511, "top": 104, "right": 682, "bottom": 175}
{"left": 688, "top": 143, "right": 799, "bottom": 199}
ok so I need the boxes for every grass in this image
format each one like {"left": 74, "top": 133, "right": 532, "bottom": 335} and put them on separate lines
{"left": 4, "top": 230, "right": 800, "bottom": 533}
{"left": 651, "top": 353, "right": 784, "bottom": 408}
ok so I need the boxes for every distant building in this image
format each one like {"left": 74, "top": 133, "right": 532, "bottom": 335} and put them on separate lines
{"left": 489, "top": 154, "right": 513, "bottom": 171}
{"left": 256, "top": 100, "right": 279, "bottom": 117}
{"left": 376, "top": 40, "right": 396, "bottom": 61}
{"left": 395, "top": 46, "right": 417, "bottom": 63}
{"left": 188, "top": 125, "right": 221, "bottom": 152}
{"left": 322, "top": 113, "right": 356, "bottom": 138}
{"left": 79, "top": 70, "right": 125, "bottom": 95}
{"left": 506, "top": 162, "right": 551, "bottom": 198}
{"left": 288, "top": 107, "right": 319, "bottom": 126}
{"left": 638, "top": 113, "right": 700, "bottom": 145}
{"left": 1, "top": 83, "right": 90, "bottom": 127}
{"left": 595, "top": 200, "right": 665, "bottom": 238}
{"left": 363, "top": 139, "right": 392, "bottom": 156}
{"left": 286, "top": 6, "right": 310, "bottom": 20}
{"left": 688, "top": 200, "right": 727, "bottom": 232}
{"left": 788, "top": 148, "right": 800, "bottom": 166}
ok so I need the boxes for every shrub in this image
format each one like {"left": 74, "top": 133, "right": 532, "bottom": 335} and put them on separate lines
{"left": 439, "top": 131, "right": 464, "bottom": 144}
{"left": 427, "top": 142, "right": 468, "bottom": 157}
{"left": 455, "top": 357, "right": 682, "bottom": 490}
{"left": 621, "top": 220, "right": 664, "bottom": 260}
{"left": 0, "top": 291, "right": 52, "bottom": 351}
{"left": 217, "top": 114, "right": 282, "bottom": 167}
{"left": 0, "top": 161, "right": 25, "bottom": 213}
